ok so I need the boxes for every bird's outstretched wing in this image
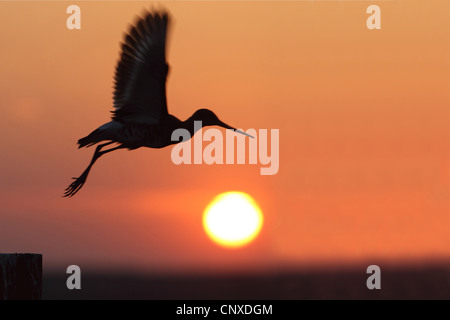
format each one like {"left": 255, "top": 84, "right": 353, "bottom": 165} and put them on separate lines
{"left": 111, "top": 11, "right": 169, "bottom": 124}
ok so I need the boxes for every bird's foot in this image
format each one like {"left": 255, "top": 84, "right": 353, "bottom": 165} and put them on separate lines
{"left": 63, "top": 171, "right": 89, "bottom": 197}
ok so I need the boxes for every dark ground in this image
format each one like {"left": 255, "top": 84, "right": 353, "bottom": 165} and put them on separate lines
{"left": 43, "top": 262, "right": 450, "bottom": 299}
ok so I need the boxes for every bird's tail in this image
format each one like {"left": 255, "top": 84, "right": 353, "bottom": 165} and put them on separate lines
{"left": 77, "top": 129, "right": 103, "bottom": 148}
{"left": 77, "top": 121, "right": 122, "bottom": 148}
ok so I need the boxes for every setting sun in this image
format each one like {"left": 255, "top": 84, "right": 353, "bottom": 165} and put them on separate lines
{"left": 203, "top": 192, "right": 264, "bottom": 249}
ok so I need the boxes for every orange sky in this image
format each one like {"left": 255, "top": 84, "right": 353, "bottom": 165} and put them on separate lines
{"left": 0, "top": 1, "right": 449, "bottom": 273}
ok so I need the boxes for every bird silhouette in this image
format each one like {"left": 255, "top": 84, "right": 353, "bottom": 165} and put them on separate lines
{"left": 64, "top": 10, "right": 252, "bottom": 197}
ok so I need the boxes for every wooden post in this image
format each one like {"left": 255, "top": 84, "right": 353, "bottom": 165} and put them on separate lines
{"left": 0, "top": 253, "right": 42, "bottom": 300}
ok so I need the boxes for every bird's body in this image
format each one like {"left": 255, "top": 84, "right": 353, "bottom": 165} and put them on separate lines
{"left": 79, "top": 117, "right": 179, "bottom": 150}
{"left": 64, "top": 10, "right": 251, "bottom": 197}
{"left": 78, "top": 113, "right": 209, "bottom": 150}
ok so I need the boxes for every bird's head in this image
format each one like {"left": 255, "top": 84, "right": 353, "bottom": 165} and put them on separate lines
{"left": 191, "top": 108, "right": 220, "bottom": 126}
{"left": 191, "top": 109, "right": 254, "bottom": 138}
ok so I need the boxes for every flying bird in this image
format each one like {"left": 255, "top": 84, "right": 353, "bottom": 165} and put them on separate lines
{"left": 64, "top": 10, "right": 252, "bottom": 197}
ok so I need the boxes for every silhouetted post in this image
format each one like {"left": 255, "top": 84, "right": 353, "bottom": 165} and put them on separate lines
{"left": 0, "top": 254, "right": 42, "bottom": 300}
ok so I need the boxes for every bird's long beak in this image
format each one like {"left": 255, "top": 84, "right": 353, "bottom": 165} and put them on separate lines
{"left": 218, "top": 121, "right": 255, "bottom": 139}
{"left": 234, "top": 129, "right": 254, "bottom": 138}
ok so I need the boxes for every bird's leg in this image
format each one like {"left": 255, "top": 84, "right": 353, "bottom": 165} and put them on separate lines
{"left": 64, "top": 142, "right": 116, "bottom": 197}
{"left": 97, "top": 145, "right": 125, "bottom": 156}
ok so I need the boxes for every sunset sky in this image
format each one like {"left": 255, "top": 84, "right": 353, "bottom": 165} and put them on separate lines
{"left": 0, "top": 1, "right": 449, "bottom": 274}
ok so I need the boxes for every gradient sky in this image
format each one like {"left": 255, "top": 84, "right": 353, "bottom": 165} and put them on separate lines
{"left": 0, "top": 1, "right": 449, "bottom": 273}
